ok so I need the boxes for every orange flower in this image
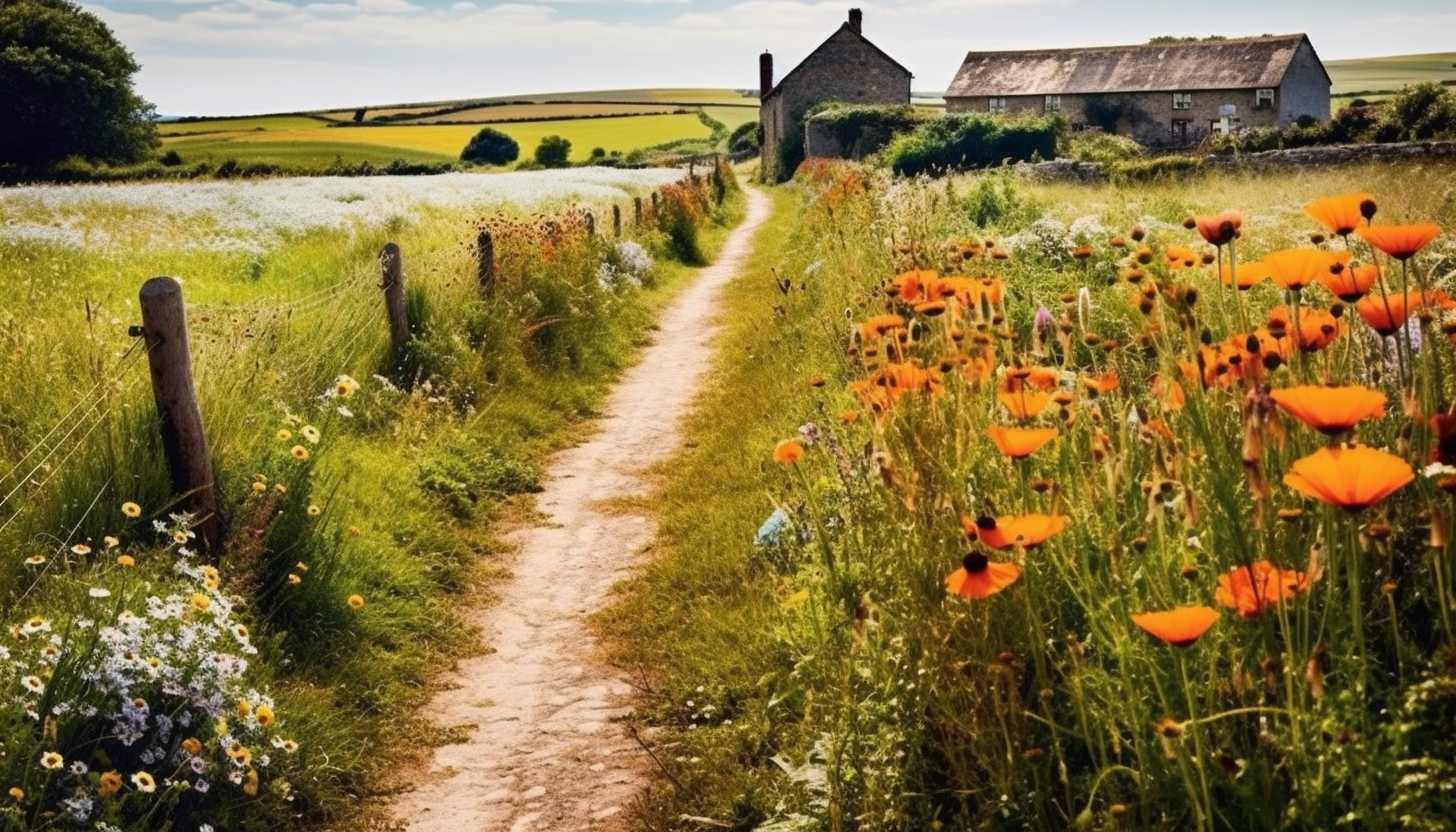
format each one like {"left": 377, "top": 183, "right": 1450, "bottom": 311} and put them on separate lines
{"left": 1215, "top": 560, "right": 1309, "bottom": 618}
{"left": 997, "top": 389, "right": 1052, "bottom": 420}
{"left": 1081, "top": 372, "right": 1120, "bottom": 395}
{"left": 968, "top": 514, "right": 1070, "bottom": 550}
{"left": 1263, "top": 249, "right": 1347, "bottom": 293}
{"left": 987, "top": 426, "right": 1058, "bottom": 459}
{"left": 1356, "top": 223, "right": 1441, "bottom": 261}
{"left": 1266, "top": 306, "right": 1341, "bottom": 352}
{"left": 1194, "top": 210, "right": 1242, "bottom": 247}
{"left": 773, "top": 439, "right": 805, "bottom": 465}
{"left": 1269, "top": 385, "right": 1385, "bottom": 435}
{"left": 1165, "top": 245, "right": 1198, "bottom": 269}
{"left": 890, "top": 269, "right": 941, "bottom": 303}
{"left": 860, "top": 313, "right": 906, "bottom": 340}
{"left": 1283, "top": 445, "right": 1414, "bottom": 511}
{"left": 1305, "top": 192, "right": 1375, "bottom": 237}
{"left": 1354, "top": 290, "right": 1455, "bottom": 337}
{"left": 1220, "top": 259, "right": 1269, "bottom": 290}
{"left": 1152, "top": 375, "right": 1186, "bottom": 411}
{"left": 945, "top": 551, "right": 1022, "bottom": 600}
{"left": 1001, "top": 364, "right": 1061, "bottom": 392}
{"left": 1317, "top": 262, "right": 1379, "bottom": 302}
{"left": 1131, "top": 606, "right": 1219, "bottom": 647}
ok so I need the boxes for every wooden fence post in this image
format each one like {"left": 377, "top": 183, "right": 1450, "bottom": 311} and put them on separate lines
{"left": 612, "top": 204, "right": 622, "bottom": 238}
{"left": 633, "top": 196, "right": 643, "bottom": 228}
{"left": 650, "top": 190, "right": 659, "bottom": 220}
{"left": 585, "top": 211, "right": 595, "bottom": 238}
{"left": 138, "top": 276, "right": 220, "bottom": 555}
{"left": 476, "top": 231, "right": 495, "bottom": 297}
{"left": 380, "top": 243, "right": 410, "bottom": 350}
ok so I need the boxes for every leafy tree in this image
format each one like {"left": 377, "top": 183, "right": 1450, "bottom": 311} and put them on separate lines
{"left": 0, "top": 0, "right": 159, "bottom": 168}
{"left": 728, "top": 120, "right": 761, "bottom": 154}
{"left": 460, "top": 127, "right": 519, "bottom": 165}
{"left": 533, "top": 135, "right": 572, "bottom": 168}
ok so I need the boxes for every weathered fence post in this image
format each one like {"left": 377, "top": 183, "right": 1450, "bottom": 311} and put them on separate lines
{"left": 585, "top": 211, "right": 595, "bottom": 237}
{"left": 138, "top": 277, "right": 220, "bottom": 555}
{"left": 650, "top": 190, "right": 659, "bottom": 220}
{"left": 633, "top": 196, "right": 643, "bottom": 228}
{"left": 476, "top": 231, "right": 495, "bottom": 297}
{"left": 612, "top": 204, "right": 622, "bottom": 238}
{"left": 380, "top": 243, "right": 410, "bottom": 350}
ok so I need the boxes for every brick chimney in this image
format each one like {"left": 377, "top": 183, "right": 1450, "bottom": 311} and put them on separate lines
{"left": 848, "top": 8, "right": 862, "bottom": 34}
{"left": 759, "top": 51, "right": 773, "bottom": 97}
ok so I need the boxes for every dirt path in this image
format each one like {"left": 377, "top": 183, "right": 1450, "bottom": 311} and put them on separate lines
{"left": 389, "top": 186, "right": 772, "bottom": 832}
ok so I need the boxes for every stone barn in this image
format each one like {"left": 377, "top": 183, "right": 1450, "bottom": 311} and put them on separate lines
{"left": 758, "top": 8, "right": 912, "bottom": 181}
{"left": 944, "top": 34, "right": 1330, "bottom": 148}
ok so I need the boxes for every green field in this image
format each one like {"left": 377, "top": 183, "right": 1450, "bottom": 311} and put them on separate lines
{"left": 158, "top": 114, "right": 337, "bottom": 135}
{"left": 161, "top": 112, "right": 717, "bottom": 167}
{"left": 1326, "top": 51, "right": 1456, "bottom": 106}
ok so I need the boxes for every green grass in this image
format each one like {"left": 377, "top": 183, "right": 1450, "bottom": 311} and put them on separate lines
{"left": 159, "top": 115, "right": 337, "bottom": 135}
{"left": 159, "top": 138, "right": 455, "bottom": 168}
{"left": 1327, "top": 51, "right": 1456, "bottom": 96}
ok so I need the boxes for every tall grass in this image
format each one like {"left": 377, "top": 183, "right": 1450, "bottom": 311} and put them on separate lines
{"left": 0, "top": 163, "right": 743, "bottom": 830}
{"left": 608, "top": 158, "right": 1456, "bottom": 832}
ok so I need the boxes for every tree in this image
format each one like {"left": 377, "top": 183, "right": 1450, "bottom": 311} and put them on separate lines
{"left": 0, "top": 0, "right": 160, "bottom": 168}
{"left": 534, "top": 135, "right": 572, "bottom": 168}
{"left": 460, "top": 127, "right": 519, "bottom": 166}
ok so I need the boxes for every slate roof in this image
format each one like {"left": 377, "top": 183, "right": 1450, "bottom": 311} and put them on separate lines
{"left": 763, "top": 22, "right": 913, "bottom": 102}
{"left": 945, "top": 34, "right": 1328, "bottom": 98}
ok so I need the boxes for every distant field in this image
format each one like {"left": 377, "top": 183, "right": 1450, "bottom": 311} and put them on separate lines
{"left": 1326, "top": 51, "right": 1456, "bottom": 105}
{"left": 701, "top": 104, "right": 759, "bottom": 132}
{"left": 406, "top": 102, "right": 682, "bottom": 124}
{"left": 160, "top": 115, "right": 335, "bottom": 135}
{"left": 161, "top": 113, "right": 715, "bottom": 165}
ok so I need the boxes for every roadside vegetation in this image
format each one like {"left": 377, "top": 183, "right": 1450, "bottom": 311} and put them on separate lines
{"left": 607, "top": 158, "right": 1456, "bottom": 832}
{"left": 0, "top": 163, "right": 744, "bottom": 831}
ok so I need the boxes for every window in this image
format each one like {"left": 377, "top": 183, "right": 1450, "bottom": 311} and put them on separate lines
{"left": 988, "top": 96, "right": 1006, "bottom": 114}
{"left": 1173, "top": 92, "right": 1193, "bottom": 110}
{"left": 1171, "top": 119, "right": 1193, "bottom": 144}
{"left": 1256, "top": 88, "right": 1275, "bottom": 108}
{"left": 1044, "top": 95, "right": 1061, "bottom": 113}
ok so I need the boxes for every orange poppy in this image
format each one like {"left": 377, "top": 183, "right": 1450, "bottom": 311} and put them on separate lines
{"left": 1270, "top": 385, "right": 1385, "bottom": 435}
{"left": 1356, "top": 223, "right": 1441, "bottom": 261}
{"left": 1081, "top": 372, "right": 1120, "bottom": 396}
{"left": 941, "top": 275, "right": 1004, "bottom": 309}
{"left": 1001, "top": 365, "right": 1061, "bottom": 392}
{"left": 773, "top": 439, "right": 805, "bottom": 465}
{"left": 1354, "top": 290, "right": 1455, "bottom": 337}
{"left": 987, "top": 426, "right": 1058, "bottom": 459}
{"left": 945, "top": 551, "right": 1022, "bottom": 600}
{"left": 1131, "top": 606, "right": 1220, "bottom": 647}
{"left": 1220, "top": 260, "right": 1270, "bottom": 290}
{"left": 1215, "top": 560, "right": 1309, "bottom": 618}
{"left": 1264, "top": 249, "right": 1348, "bottom": 293}
{"left": 1283, "top": 445, "right": 1414, "bottom": 511}
{"left": 998, "top": 389, "right": 1053, "bottom": 420}
{"left": 1072, "top": 244, "right": 1094, "bottom": 259}
{"left": 1305, "top": 192, "right": 1375, "bottom": 237}
{"left": 968, "top": 513, "right": 1070, "bottom": 550}
{"left": 1194, "top": 210, "right": 1243, "bottom": 247}
{"left": 1265, "top": 306, "right": 1341, "bottom": 353}
{"left": 1165, "top": 245, "right": 1198, "bottom": 269}
{"left": 860, "top": 313, "right": 906, "bottom": 340}
{"left": 1152, "top": 375, "right": 1186, "bottom": 411}
{"left": 1317, "top": 262, "right": 1379, "bottom": 302}
{"left": 890, "top": 269, "right": 942, "bottom": 303}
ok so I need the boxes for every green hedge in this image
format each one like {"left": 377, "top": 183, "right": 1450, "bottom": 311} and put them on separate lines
{"left": 878, "top": 112, "right": 1060, "bottom": 177}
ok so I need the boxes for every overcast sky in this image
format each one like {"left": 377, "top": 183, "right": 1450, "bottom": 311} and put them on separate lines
{"left": 84, "top": 0, "right": 1456, "bottom": 117}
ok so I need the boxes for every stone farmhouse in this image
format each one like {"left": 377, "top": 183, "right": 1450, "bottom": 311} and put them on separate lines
{"left": 944, "top": 34, "right": 1330, "bottom": 147}
{"left": 758, "top": 9, "right": 912, "bottom": 181}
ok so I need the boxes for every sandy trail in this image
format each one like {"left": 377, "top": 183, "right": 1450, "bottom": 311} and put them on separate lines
{"left": 389, "top": 186, "right": 771, "bottom": 832}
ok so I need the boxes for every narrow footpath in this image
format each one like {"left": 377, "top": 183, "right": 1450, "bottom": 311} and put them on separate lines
{"left": 389, "top": 186, "right": 772, "bottom": 832}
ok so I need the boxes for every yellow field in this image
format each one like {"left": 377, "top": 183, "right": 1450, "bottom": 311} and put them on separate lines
{"left": 163, "top": 113, "right": 715, "bottom": 162}
{"left": 406, "top": 102, "right": 681, "bottom": 123}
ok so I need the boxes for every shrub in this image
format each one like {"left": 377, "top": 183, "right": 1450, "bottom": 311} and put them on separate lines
{"left": 460, "top": 127, "right": 519, "bottom": 166}
{"left": 728, "top": 120, "right": 760, "bottom": 154}
{"left": 533, "top": 135, "right": 572, "bottom": 168}
{"left": 877, "top": 113, "right": 1060, "bottom": 177}
{"left": 806, "top": 103, "right": 924, "bottom": 158}
{"left": 1379, "top": 82, "right": 1456, "bottom": 141}
{"left": 1062, "top": 131, "right": 1144, "bottom": 166}
{"left": 1107, "top": 153, "right": 1204, "bottom": 182}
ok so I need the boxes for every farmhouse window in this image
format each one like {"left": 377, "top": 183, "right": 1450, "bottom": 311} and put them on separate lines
{"left": 1171, "top": 119, "right": 1193, "bottom": 144}
{"left": 1044, "top": 95, "right": 1061, "bottom": 113}
{"left": 1173, "top": 92, "right": 1193, "bottom": 110}
{"left": 988, "top": 96, "right": 1006, "bottom": 113}
{"left": 1256, "top": 88, "right": 1275, "bottom": 108}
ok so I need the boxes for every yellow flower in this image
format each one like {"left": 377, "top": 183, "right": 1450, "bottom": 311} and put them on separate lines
{"left": 227, "top": 742, "right": 252, "bottom": 766}
{"left": 116, "top": 555, "right": 135, "bottom": 567}
{"left": 307, "top": 504, "right": 322, "bottom": 516}
{"left": 276, "top": 429, "right": 292, "bottom": 441}
{"left": 93, "top": 767, "right": 124, "bottom": 797}
{"left": 70, "top": 543, "right": 91, "bottom": 555}
{"left": 182, "top": 737, "right": 203, "bottom": 755}
{"left": 287, "top": 574, "right": 302, "bottom": 585}
{"left": 8, "top": 787, "right": 23, "bottom": 801}
{"left": 274, "top": 483, "right": 288, "bottom": 494}
{"left": 251, "top": 481, "right": 267, "bottom": 493}
{"left": 103, "top": 535, "right": 119, "bottom": 548}
{"left": 24, "top": 555, "right": 45, "bottom": 566}
{"left": 294, "top": 561, "right": 309, "bottom": 573}
{"left": 301, "top": 425, "right": 321, "bottom": 444}
{"left": 347, "top": 594, "right": 365, "bottom": 609}
{"left": 244, "top": 768, "right": 259, "bottom": 796}
{"left": 190, "top": 593, "right": 212, "bottom": 612}
{"left": 290, "top": 445, "right": 309, "bottom": 461}
{"left": 131, "top": 771, "right": 156, "bottom": 793}
{"left": 40, "top": 752, "right": 63, "bottom": 770}
{"left": 201, "top": 566, "right": 219, "bottom": 583}
{"left": 238, "top": 700, "right": 253, "bottom": 717}
{"left": 256, "top": 704, "right": 275, "bottom": 727}
{"left": 121, "top": 501, "right": 142, "bottom": 518}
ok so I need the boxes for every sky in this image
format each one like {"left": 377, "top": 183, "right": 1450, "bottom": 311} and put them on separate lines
{"left": 82, "top": 0, "right": 1456, "bottom": 117}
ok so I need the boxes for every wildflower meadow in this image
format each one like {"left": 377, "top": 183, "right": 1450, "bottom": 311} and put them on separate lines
{"left": 608, "top": 159, "right": 1456, "bottom": 832}
{"left": 0, "top": 163, "right": 741, "bottom": 831}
